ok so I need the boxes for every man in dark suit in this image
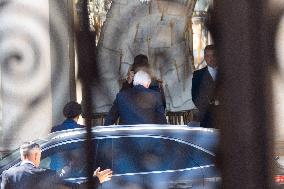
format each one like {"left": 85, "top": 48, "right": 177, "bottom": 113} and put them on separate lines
{"left": 191, "top": 45, "right": 219, "bottom": 128}
{"left": 121, "top": 54, "right": 166, "bottom": 109}
{"left": 104, "top": 70, "right": 167, "bottom": 125}
{"left": 51, "top": 101, "right": 84, "bottom": 132}
{"left": 1, "top": 142, "right": 112, "bottom": 189}
{"left": 1, "top": 142, "right": 62, "bottom": 189}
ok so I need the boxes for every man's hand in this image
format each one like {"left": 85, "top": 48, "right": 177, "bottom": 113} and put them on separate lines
{"left": 94, "top": 167, "right": 113, "bottom": 183}
{"left": 127, "top": 71, "right": 134, "bottom": 84}
{"left": 59, "top": 165, "right": 71, "bottom": 177}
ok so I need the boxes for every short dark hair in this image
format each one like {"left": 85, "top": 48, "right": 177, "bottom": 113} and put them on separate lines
{"left": 204, "top": 44, "right": 215, "bottom": 54}
{"left": 63, "top": 101, "right": 82, "bottom": 118}
{"left": 20, "top": 142, "right": 40, "bottom": 157}
{"left": 132, "top": 54, "right": 150, "bottom": 73}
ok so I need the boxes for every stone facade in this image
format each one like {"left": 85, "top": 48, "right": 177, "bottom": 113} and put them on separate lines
{"left": 92, "top": 0, "right": 197, "bottom": 114}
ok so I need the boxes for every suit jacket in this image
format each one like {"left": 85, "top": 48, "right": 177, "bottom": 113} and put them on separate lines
{"left": 0, "top": 163, "right": 62, "bottom": 189}
{"left": 1, "top": 163, "right": 101, "bottom": 189}
{"left": 51, "top": 119, "right": 83, "bottom": 133}
{"left": 191, "top": 66, "right": 218, "bottom": 128}
{"left": 104, "top": 85, "right": 167, "bottom": 125}
{"left": 121, "top": 79, "right": 166, "bottom": 108}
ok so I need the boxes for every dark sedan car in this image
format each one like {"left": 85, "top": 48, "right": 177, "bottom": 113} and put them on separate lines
{"left": 0, "top": 125, "right": 220, "bottom": 189}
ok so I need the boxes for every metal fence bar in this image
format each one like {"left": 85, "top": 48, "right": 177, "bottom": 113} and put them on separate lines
{"left": 76, "top": 0, "right": 98, "bottom": 188}
{"left": 211, "top": 0, "right": 275, "bottom": 188}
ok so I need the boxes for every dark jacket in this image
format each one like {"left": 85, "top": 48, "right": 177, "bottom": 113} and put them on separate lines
{"left": 104, "top": 85, "right": 167, "bottom": 125}
{"left": 0, "top": 163, "right": 61, "bottom": 189}
{"left": 51, "top": 119, "right": 83, "bottom": 133}
{"left": 121, "top": 79, "right": 166, "bottom": 109}
{"left": 191, "top": 66, "right": 218, "bottom": 128}
{"left": 1, "top": 162, "right": 101, "bottom": 189}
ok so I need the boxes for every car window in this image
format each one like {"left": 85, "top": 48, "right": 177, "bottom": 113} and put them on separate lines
{"left": 40, "top": 141, "right": 86, "bottom": 177}
{"left": 0, "top": 139, "right": 45, "bottom": 170}
{"left": 113, "top": 137, "right": 214, "bottom": 174}
{"left": 0, "top": 150, "right": 20, "bottom": 171}
{"left": 39, "top": 136, "right": 214, "bottom": 177}
{"left": 40, "top": 139, "right": 113, "bottom": 178}
{"left": 94, "top": 138, "right": 113, "bottom": 170}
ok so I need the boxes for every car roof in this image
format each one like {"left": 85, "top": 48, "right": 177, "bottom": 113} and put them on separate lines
{"left": 45, "top": 125, "right": 219, "bottom": 154}
{"left": 48, "top": 124, "right": 217, "bottom": 137}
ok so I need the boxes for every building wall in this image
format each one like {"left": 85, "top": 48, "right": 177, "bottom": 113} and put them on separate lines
{"left": 0, "top": 0, "right": 75, "bottom": 152}
{"left": 92, "top": 0, "right": 196, "bottom": 114}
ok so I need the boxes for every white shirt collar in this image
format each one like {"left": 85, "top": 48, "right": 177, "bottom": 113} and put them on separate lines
{"left": 21, "top": 160, "right": 35, "bottom": 167}
{"left": 207, "top": 66, "right": 218, "bottom": 81}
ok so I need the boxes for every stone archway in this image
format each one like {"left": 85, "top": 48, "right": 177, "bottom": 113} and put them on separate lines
{"left": 92, "top": 0, "right": 197, "bottom": 114}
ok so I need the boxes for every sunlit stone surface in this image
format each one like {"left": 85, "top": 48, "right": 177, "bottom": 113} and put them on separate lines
{"left": 93, "top": 0, "right": 197, "bottom": 113}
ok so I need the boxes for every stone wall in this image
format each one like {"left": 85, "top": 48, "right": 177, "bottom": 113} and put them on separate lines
{"left": 0, "top": 0, "right": 74, "bottom": 152}
{"left": 92, "top": 0, "right": 197, "bottom": 113}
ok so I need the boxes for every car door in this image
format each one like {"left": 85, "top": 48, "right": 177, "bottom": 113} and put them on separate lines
{"left": 101, "top": 135, "right": 214, "bottom": 189}
{"left": 40, "top": 138, "right": 114, "bottom": 187}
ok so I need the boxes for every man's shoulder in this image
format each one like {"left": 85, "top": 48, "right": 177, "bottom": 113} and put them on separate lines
{"left": 117, "top": 86, "right": 134, "bottom": 95}
{"left": 51, "top": 124, "right": 63, "bottom": 132}
{"left": 192, "top": 67, "right": 209, "bottom": 81}
{"left": 3, "top": 164, "right": 48, "bottom": 176}
{"left": 4, "top": 164, "right": 27, "bottom": 173}
{"left": 2, "top": 165, "right": 60, "bottom": 189}
{"left": 146, "top": 88, "right": 160, "bottom": 95}
{"left": 51, "top": 119, "right": 83, "bottom": 132}
{"left": 28, "top": 167, "right": 56, "bottom": 176}
{"left": 39, "top": 168, "right": 58, "bottom": 177}
{"left": 137, "top": 87, "right": 161, "bottom": 99}
{"left": 116, "top": 86, "right": 157, "bottom": 99}
{"left": 2, "top": 165, "right": 20, "bottom": 176}
{"left": 193, "top": 66, "right": 208, "bottom": 75}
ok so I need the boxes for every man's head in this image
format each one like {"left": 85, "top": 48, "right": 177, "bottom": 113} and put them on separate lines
{"left": 63, "top": 101, "right": 82, "bottom": 120}
{"left": 133, "top": 70, "right": 151, "bottom": 88}
{"left": 204, "top": 45, "right": 217, "bottom": 68}
{"left": 132, "top": 54, "right": 150, "bottom": 73}
{"left": 20, "top": 142, "right": 41, "bottom": 167}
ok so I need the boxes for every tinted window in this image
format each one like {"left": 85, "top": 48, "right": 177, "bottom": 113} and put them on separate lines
{"left": 40, "top": 139, "right": 113, "bottom": 178}
{"left": 94, "top": 138, "right": 113, "bottom": 170}
{"left": 113, "top": 137, "right": 214, "bottom": 174}
{"left": 40, "top": 136, "right": 214, "bottom": 177}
